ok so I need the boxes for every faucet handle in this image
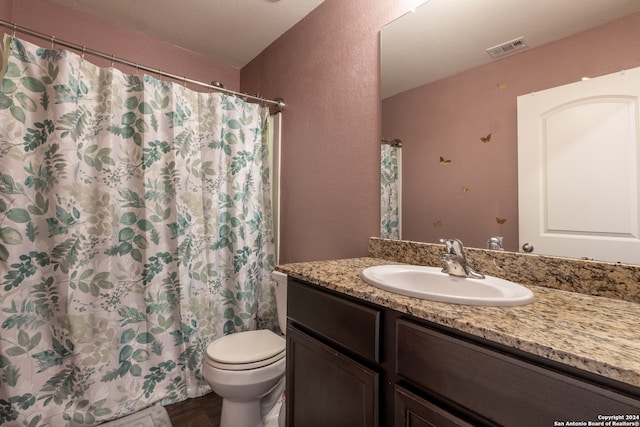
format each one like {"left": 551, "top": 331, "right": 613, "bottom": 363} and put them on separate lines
{"left": 439, "top": 238, "right": 465, "bottom": 255}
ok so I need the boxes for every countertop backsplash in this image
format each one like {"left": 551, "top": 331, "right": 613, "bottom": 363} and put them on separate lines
{"left": 368, "top": 238, "right": 640, "bottom": 304}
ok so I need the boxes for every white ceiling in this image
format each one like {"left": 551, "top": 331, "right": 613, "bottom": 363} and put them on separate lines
{"left": 381, "top": 0, "right": 640, "bottom": 99}
{"left": 52, "top": 0, "right": 325, "bottom": 69}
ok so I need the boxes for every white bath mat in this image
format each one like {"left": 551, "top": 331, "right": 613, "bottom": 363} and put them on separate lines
{"left": 99, "top": 405, "right": 173, "bottom": 427}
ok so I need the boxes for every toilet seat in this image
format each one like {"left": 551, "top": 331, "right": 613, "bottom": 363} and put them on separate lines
{"left": 206, "top": 330, "right": 285, "bottom": 371}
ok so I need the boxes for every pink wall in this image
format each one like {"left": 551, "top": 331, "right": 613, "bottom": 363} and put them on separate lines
{"left": 0, "top": 0, "right": 11, "bottom": 20}
{"left": 383, "top": 12, "right": 640, "bottom": 252}
{"left": 242, "top": 0, "right": 411, "bottom": 262}
{"left": 0, "top": 0, "right": 239, "bottom": 91}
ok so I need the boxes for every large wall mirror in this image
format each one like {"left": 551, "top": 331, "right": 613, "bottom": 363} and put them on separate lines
{"left": 381, "top": 0, "right": 640, "bottom": 263}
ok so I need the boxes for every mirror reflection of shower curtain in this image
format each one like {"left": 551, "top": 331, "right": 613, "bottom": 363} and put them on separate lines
{"left": 381, "top": 142, "right": 402, "bottom": 239}
{"left": 268, "top": 113, "right": 282, "bottom": 264}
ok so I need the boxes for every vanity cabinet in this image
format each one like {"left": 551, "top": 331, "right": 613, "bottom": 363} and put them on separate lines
{"left": 286, "top": 277, "right": 640, "bottom": 427}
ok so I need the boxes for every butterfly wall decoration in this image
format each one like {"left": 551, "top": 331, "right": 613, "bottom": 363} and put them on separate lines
{"left": 480, "top": 133, "right": 492, "bottom": 143}
{"left": 439, "top": 156, "right": 451, "bottom": 166}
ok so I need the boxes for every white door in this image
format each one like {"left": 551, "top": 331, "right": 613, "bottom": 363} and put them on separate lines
{"left": 517, "top": 67, "right": 640, "bottom": 264}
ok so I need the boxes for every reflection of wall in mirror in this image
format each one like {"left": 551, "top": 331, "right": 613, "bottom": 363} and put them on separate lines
{"left": 382, "top": 12, "right": 640, "bottom": 252}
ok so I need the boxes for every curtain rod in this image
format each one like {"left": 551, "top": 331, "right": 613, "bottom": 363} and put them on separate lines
{"left": 0, "top": 19, "right": 285, "bottom": 112}
{"left": 381, "top": 138, "right": 403, "bottom": 148}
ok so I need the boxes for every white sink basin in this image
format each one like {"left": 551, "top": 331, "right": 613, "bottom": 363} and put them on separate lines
{"left": 361, "top": 265, "right": 534, "bottom": 306}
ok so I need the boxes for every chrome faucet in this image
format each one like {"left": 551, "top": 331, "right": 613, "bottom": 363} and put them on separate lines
{"left": 439, "top": 238, "right": 485, "bottom": 279}
{"left": 486, "top": 236, "right": 504, "bottom": 250}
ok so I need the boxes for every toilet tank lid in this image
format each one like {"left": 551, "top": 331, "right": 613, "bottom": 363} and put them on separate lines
{"left": 206, "top": 330, "right": 285, "bottom": 364}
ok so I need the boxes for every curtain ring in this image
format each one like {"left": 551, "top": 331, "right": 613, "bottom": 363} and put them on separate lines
{"left": 50, "top": 35, "right": 55, "bottom": 49}
{"left": 183, "top": 76, "right": 187, "bottom": 88}
{"left": 110, "top": 54, "right": 115, "bottom": 68}
{"left": 11, "top": 24, "right": 16, "bottom": 38}
{"left": 81, "top": 45, "right": 86, "bottom": 60}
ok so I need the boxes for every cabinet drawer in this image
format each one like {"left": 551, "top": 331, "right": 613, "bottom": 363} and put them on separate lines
{"left": 395, "top": 386, "right": 474, "bottom": 427}
{"left": 288, "top": 278, "right": 381, "bottom": 363}
{"left": 396, "top": 319, "right": 640, "bottom": 426}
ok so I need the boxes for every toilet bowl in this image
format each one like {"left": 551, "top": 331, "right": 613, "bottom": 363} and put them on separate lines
{"left": 203, "top": 271, "right": 288, "bottom": 427}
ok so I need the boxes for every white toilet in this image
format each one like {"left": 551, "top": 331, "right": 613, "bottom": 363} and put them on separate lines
{"left": 203, "top": 271, "right": 288, "bottom": 427}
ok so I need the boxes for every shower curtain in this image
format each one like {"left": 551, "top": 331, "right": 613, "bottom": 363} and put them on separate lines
{"left": 381, "top": 143, "right": 401, "bottom": 239}
{"left": 0, "top": 36, "right": 276, "bottom": 425}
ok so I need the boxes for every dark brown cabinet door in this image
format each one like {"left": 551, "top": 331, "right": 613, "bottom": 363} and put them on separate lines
{"left": 286, "top": 326, "right": 378, "bottom": 427}
{"left": 395, "top": 386, "right": 474, "bottom": 427}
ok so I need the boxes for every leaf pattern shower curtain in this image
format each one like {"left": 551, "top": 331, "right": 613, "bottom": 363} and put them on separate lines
{"left": 0, "top": 36, "right": 276, "bottom": 425}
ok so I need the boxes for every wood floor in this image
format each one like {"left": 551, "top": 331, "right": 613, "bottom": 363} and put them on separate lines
{"left": 165, "top": 392, "right": 222, "bottom": 427}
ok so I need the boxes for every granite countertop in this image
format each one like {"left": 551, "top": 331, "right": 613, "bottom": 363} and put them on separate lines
{"left": 276, "top": 257, "right": 640, "bottom": 389}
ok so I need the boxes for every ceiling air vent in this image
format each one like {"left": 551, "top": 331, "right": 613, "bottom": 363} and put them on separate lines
{"left": 486, "top": 37, "right": 528, "bottom": 59}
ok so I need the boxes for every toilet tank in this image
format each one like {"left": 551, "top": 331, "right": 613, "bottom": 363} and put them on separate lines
{"left": 271, "top": 271, "right": 288, "bottom": 334}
